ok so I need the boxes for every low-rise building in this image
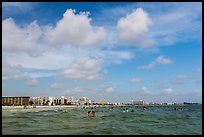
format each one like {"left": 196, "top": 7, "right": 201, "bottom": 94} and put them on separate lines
{"left": 78, "top": 97, "right": 91, "bottom": 105}
{"left": 133, "top": 100, "right": 145, "bottom": 105}
{"left": 2, "top": 96, "right": 30, "bottom": 106}
{"left": 99, "top": 99, "right": 109, "bottom": 105}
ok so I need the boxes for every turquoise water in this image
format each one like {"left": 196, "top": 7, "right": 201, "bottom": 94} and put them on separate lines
{"left": 2, "top": 105, "right": 202, "bottom": 135}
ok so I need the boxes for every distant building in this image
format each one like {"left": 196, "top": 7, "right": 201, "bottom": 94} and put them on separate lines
{"left": 31, "top": 97, "right": 49, "bottom": 106}
{"left": 48, "top": 97, "right": 54, "bottom": 106}
{"left": 113, "top": 102, "right": 125, "bottom": 106}
{"left": 78, "top": 97, "right": 91, "bottom": 105}
{"left": 53, "top": 97, "right": 61, "bottom": 105}
{"left": 133, "top": 100, "right": 145, "bottom": 105}
{"left": 67, "top": 97, "right": 74, "bottom": 103}
{"left": 2, "top": 96, "right": 30, "bottom": 106}
{"left": 162, "top": 102, "right": 168, "bottom": 105}
{"left": 167, "top": 103, "right": 174, "bottom": 105}
{"left": 144, "top": 101, "right": 149, "bottom": 105}
{"left": 47, "top": 96, "right": 76, "bottom": 106}
{"left": 99, "top": 99, "right": 109, "bottom": 105}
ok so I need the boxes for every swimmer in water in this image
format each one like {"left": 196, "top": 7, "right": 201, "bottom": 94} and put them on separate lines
{"left": 88, "top": 111, "right": 95, "bottom": 117}
{"left": 131, "top": 109, "right": 134, "bottom": 112}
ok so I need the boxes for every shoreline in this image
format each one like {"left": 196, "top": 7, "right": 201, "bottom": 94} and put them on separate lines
{"left": 2, "top": 104, "right": 196, "bottom": 109}
{"left": 2, "top": 105, "right": 79, "bottom": 109}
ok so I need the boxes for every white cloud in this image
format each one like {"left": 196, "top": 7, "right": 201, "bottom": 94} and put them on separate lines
{"left": 65, "top": 86, "right": 115, "bottom": 95}
{"left": 139, "top": 55, "right": 172, "bottom": 69}
{"left": 176, "top": 75, "right": 188, "bottom": 79}
{"left": 140, "top": 87, "right": 151, "bottom": 94}
{"left": 92, "top": 86, "right": 116, "bottom": 94}
{"left": 2, "top": 9, "right": 134, "bottom": 76}
{"left": 130, "top": 78, "right": 141, "bottom": 83}
{"left": 5, "top": 49, "right": 76, "bottom": 70}
{"left": 2, "top": 59, "right": 51, "bottom": 82}
{"left": 3, "top": 2, "right": 34, "bottom": 11}
{"left": 107, "top": 3, "right": 201, "bottom": 47}
{"left": 71, "top": 87, "right": 85, "bottom": 93}
{"left": 2, "top": 18, "right": 43, "bottom": 56}
{"left": 105, "top": 87, "right": 115, "bottom": 93}
{"left": 50, "top": 83, "right": 64, "bottom": 89}
{"left": 28, "top": 72, "right": 54, "bottom": 79}
{"left": 93, "top": 50, "right": 134, "bottom": 64}
{"left": 45, "top": 9, "right": 107, "bottom": 48}
{"left": 174, "top": 75, "right": 188, "bottom": 84}
{"left": 117, "top": 8, "right": 155, "bottom": 48}
{"left": 2, "top": 60, "right": 29, "bottom": 80}
{"left": 62, "top": 57, "right": 103, "bottom": 81}
{"left": 198, "top": 67, "right": 202, "bottom": 76}
{"left": 3, "top": 2, "right": 26, "bottom": 7}
{"left": 163, "top": 87, "right": 173, "bottom": 94}
{"left": 151, "top": 3, "right": 202, "bottom": 46}
{"left": 27, "top": 79, "right": 38, "bottom": 86}
{"left": 155, "top": 56, "right": 172, "bottom": 64}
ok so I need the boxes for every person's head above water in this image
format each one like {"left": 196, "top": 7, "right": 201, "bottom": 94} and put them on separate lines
{"left": 88, "top": 111, "right": 95, "bottom": 117}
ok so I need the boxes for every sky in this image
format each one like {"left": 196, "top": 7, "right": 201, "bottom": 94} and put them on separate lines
{"left": 2, "top": 2, "right": 202, "bottom": 103}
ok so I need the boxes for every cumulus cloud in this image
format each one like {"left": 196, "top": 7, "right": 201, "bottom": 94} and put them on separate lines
{"left": 64, "top": 87, "right": 85, "bottom": 95}
{"left": 2, "top": 18, "right": 43, "bottom": 56}
{"left": 2, "top": 59, "right": 47, "bottom": 86}
{"left": 45, "top": 9, "right": 107, "bottom": 48}
{"left": 93, "top": 50, "right": 134, "bottom": 64}
{"left": 151, "top": 3, "right": 202, "bottom": 46}
{"left": 163, "top": 87, "right": 173, "bottom": 94}
{"left": 130, "top": 78, "right": 141, "bottom": 83}
{"left": 139, "top": 55, "right": 172, "bottom": 69}
{"left": 198, "top": 67, "right": 202, "bottom": 76}
{"left": 50, "top": 83, "right": 64, "bottom": 89}
{"left": 2, "top": 2, "right": 35, "bottom": 12}
{"left": 5, "top": 49, "right": 76, "bottom": 70}
{"left": 27, "top": 79, "right": 38, "bottom": 86}
{"left": 140, "top": 87, "right": 151, "bottom": 94}
{"left": 65, "top": 86, "right": 115, "bottom": 95}
{"left": 2, "top": 60, "right": 29, "bottom": 80}
{"left": 174, "top": 75, "right": 188, "bottom": 84}
{"left": 71, "top": 87, "right": 85, "bottom": 93}
{"left": 27, "top": 72, "right": 54, "bottom": 79}
{"left": 105, "top": 87, "right": 115, "bottom": 93}
{"left": 117, "top": 8, "right": 155, "bottom": 48}
{"left": 91, "top": 86, "right": 116, "bottom": 93}
{"left": 62, "top": 57, "right": 103, "bottom": 81}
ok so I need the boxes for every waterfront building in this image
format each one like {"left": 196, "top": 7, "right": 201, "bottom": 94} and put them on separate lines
{"left": 67, "top": 96, "right": 74, "bottom": 103}
{"left": 31, "top": 97, "right": 42, "bottom": 106}
{"left": 2, "top": 96, "right": 30, "bottom": 106}
{"left": 133, "top": 100, "right": 145, "bottom": 105}
{"left": 47, "top": 96, "right": 76, "bottom": 105}
{"left": 143, "top": 101, "right": 149, "bottom": 105}
{"left": 61, "top": 96, "right": 65, "bottom": 105}
{"left": 48, "top": 97, "right": 54, "bottom": 106}
{"left": 66, "top": 96, "right": 77, "bottom": 105}
{"left": 53, "top": 97, "right": 61, "bottom": 105}
{"left": 99, "top": 99, "right": 109, "bottom": 105}
{"left": 167, "top": 103, "right": 174, "bottom": 105}
{"left": 78, "top": 97, "right": 91, "bottom": 105}
{"left": 113, "top": 102, "right": 125, "bottom": 106}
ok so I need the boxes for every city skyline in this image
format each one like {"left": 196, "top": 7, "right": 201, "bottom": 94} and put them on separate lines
{"left": 2, "top": 2, "right": 202, "bottom": 103}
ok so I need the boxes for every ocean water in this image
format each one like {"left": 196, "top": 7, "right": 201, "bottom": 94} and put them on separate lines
{"left": 2, "top": 105, "right": 202, "bottom": 135}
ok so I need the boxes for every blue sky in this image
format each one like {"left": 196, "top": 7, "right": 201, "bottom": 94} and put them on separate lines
{"left": 2, "top": 2, "right": 202, "bottom": 103}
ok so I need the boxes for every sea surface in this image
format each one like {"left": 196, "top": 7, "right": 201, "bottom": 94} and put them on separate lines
{"left": 2, "top": 105, "right": 202, "bottom": 135}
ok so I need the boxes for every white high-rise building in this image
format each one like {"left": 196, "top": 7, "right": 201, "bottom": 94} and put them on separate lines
{"left": 48, "top": 97, "right": 54, "bottom": 106}
{"left": 78, "top": 97, "right": 91, "bottom": 105}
